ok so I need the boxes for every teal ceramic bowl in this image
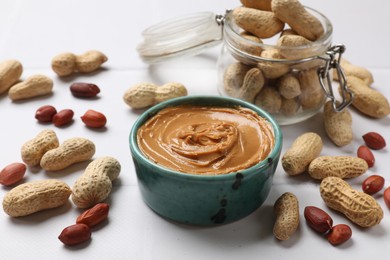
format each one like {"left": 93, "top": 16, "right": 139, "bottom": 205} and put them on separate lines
{"left": 129, "top": 95, "right": 282, "bottom": 226}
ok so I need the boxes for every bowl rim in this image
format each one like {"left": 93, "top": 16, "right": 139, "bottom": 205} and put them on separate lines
{"left": 129, "top": 95, "right": 283, "bottom": 181}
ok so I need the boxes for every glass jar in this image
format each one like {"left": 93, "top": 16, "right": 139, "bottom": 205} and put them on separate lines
{"left": 137, "top": 7, "right": 352, "bottom": 125}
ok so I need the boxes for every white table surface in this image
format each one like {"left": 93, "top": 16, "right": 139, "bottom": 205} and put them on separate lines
{"left": 1, "top": 0, "right": 389, "bottom": 259}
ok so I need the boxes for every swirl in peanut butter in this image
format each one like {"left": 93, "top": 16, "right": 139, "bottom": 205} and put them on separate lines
{"left": 137, "top": 105, "right": 275, "bottom": 175}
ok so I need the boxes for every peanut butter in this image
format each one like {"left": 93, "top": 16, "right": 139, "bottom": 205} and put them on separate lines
{"left": 137, "top": 105, "right": 275, "bottom": 175}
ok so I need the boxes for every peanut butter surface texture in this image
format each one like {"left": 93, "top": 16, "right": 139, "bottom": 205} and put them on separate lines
{"left": 137, "top": 105, "right": 275, "bottom": 175}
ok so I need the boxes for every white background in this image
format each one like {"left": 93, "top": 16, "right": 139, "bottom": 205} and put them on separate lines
{"left": 0, "top": 0, "right": 389, "bottom": 259}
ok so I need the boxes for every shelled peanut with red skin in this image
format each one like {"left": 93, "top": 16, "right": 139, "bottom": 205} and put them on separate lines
{"left": 52, "top": 109, "right": 74, "bottom": 127}
{"left": 80, "top": 109, "right": 107, "bottom": 128}
{"left": 357, "top": 145, "right": 375, "bottom": 168}
{"left": 0, "top": 162, "right": 26, "bottom": 186}
{"left": 362, "top": 175, "right": 385, "bottom": 195}
{"left": 76, "top": 203, "right": 110, "bottom": 228}
{"left": 304, "top": 206, "right": 333, "bottom": 233}
{"left": 58, "top": 224, "right": 91, "bottom": 246}
{"left": 70, "top": 82, "right": 100, "bottom": 98}
{"left": 384, "top": 187, "right": 390, "bottom": 209}
{"left": 362, "top": 132, "right": 386, "bottom": 150}
{"left": 35, "top": 105, "right": 57, "bottom": 123}
{"left": 327, "top": 224, "right": 352, "bottom": 246}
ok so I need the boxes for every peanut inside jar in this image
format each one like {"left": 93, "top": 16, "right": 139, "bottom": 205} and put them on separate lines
{"left": 137, "top": 105, "right": 275, "bottom": 175}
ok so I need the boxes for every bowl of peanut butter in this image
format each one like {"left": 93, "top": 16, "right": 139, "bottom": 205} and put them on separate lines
{"left": 129, "top": 95, "right": 282, "bottom": 225}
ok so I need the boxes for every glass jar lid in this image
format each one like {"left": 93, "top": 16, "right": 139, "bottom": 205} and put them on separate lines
{"left": 136, "top": 12, "right": 224, "bottom": 63}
